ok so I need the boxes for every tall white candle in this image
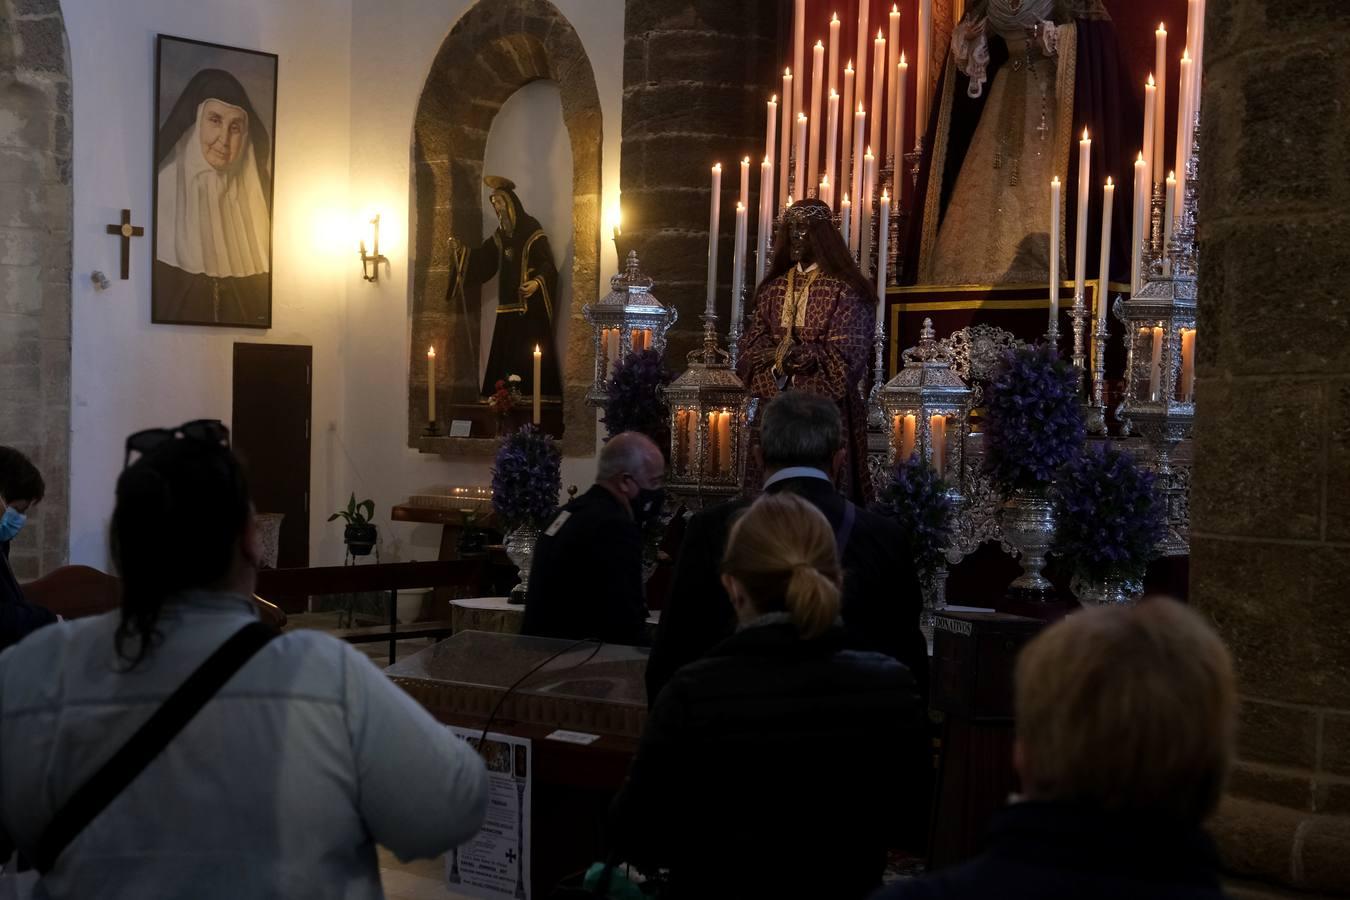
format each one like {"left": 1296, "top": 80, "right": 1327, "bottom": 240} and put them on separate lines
{"left": 793, "top": 0, "right": 806, "bottom": 121}
{"left": 876, "top": 188, "right": 891, "bottom": 298}
{"left": 757, "top": 158, "right": 772, "bottom": 285}
{"left": 706, "top": 163, "right": 721, "bottom": 313}
{"left": 893, "top": 54, "right": 908, "bottom": 176}
{"left": 1163, "top": 170, "right": 1177, "bottom": 257}
{"left": 738, "top": 156, "right": 750, "bottom": 214}
{"left": 855, "top": 0, "right": 870, "bottom": 119}
{"left": 780, "top": 69, "right": 793, "bottom": 209}
{"left": 886, "top": 5, "right": 901, "bottom": 162}
{"left": 1153, "top": 23, "right": 1167, "bottom": 186}
{"left": 825, "top": 90, "right": 840, "bottom": 210}
{"left": 1049, "top": 176, "right": 1061, "bottom": 336}
{"left": 828, "top": 12, "right": 840, "bottom": 97}
{"left": 427, "top": 346, "right": 436, "bottom": 423}
{"left": 861, "top": 147, "right": 876, "bottom": 277}
{"left": 840, "top": 193, "right": 851, "bottom": 245}
{"left": 1096, "top": 177, "right": 1114, "bottom": 335}
{"left": 794, "top": 113, "right": 808, "bottom": 203}
{"left": 764, "top": 95, "right": 778, "bottom": 199}
{"left": 1174, "top": 50, "right": 1194, "bottom": 230}
{"left": 731, "top": 201, "right": 747, "bottom": 331}
{"left": 841, "top": 62, "right": 856, "bottom": 208}
{"left": 1074, "top": 129, "right": 1091, "bottom": 302}
{"left": 1148, "top": 326, "right": 1163, "bottom": 401}
{"left": 809, "top": 40, "right": 824, "bottom": 193}
{"left": 917, "top": 0, "right": 933, "bottom": 142}
{"left": 870, "top": 31, "right": 886, "bottom": 169}
{"left": 1190, "top": 0, "right": 1205, "bottom": 121}
{"left": 1131, "top": 152, "right": 1146, "bottom": 295}
{"left": 1142, "top": 75, "right": 1156, "bottom": 189}
{"left": 850, "top": 103, "right": 866, "bottom": 254}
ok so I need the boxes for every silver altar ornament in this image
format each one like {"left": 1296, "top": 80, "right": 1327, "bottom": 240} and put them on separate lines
{"left": 663, "top": 303, "right": 749, "bottom": 510}
{"left": 1119, "top": 114, "right": 1200, "bottom": 556}
{"left": 582, "top": 250, "right": 677, "bottom": 407}
{"left": 880, "top": 318, "right": 973, "bottom": 500}
{"left": 1000, "top": 488, "right": 1059, "bottom": 598}
{"left": 503, "top": 523, "right": 540, "bottom": 605}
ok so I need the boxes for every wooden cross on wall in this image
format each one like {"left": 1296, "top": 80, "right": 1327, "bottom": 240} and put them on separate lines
{"left": 105, "top": 209, "right": 144, "bottom": 280}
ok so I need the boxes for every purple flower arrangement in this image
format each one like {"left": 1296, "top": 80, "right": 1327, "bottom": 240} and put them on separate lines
{"left": 1053, "top": 445, "right": 1166, "bottom": 582}
{"left": 984, "top": 345, "right": 1086, "bottom": 490}
{"left": 602, "top": 349, "right": 673, "bottom": 457}
{"left": 873, "top": 455, "right": 954, "bottom": 577}
{"left": 491, "top": 425, "right": 562, "bottom": 530}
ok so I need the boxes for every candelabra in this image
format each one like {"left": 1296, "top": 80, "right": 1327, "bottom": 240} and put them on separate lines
{"left": 1087, "top": 287, "right": 1112, "bottom": 435}
{"left": 1069, "top": 289, "right": 1090, "bottom": 389}
{"left": 905, "top": 136, "right": 926, "bottom": 190}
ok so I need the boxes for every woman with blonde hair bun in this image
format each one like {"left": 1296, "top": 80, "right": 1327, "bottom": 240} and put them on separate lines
{"left": 610, "top": 493, "right": 930, "bottom": 899}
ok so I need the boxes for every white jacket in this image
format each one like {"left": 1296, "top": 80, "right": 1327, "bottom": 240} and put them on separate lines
{"left": 0, "top": 592, "right": 487, "bottom": 899}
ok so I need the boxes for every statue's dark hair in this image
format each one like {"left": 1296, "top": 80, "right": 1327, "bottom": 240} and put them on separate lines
{"left": 0, "top": 446, "right": 45, "bottom": 505}
{"left": 111, "top": 438, "right": 252, "bottom": 669}
{"left": 754, "top": 200, "right": 877, "bottom": 308}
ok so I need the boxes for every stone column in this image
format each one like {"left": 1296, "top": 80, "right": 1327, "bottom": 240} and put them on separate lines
{"left": 620, "top": 0, "right": 779, "bottom": 364}
{"left": 1191, "top": 1, "right": 1350, "bottom": 895}
{"left": 0, "top": 0, "right": 71, "bottom": 578}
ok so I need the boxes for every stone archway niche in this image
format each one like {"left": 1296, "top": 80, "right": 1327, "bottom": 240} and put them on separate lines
{"left": 408, "top": 0, "right": 601, "bottom": 458}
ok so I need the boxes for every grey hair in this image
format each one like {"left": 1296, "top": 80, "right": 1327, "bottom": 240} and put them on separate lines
{"left": 760, "top": 391, "right": 841, "bottom": 469}
{"left": 597, "top": 432, "right": 658, "bottom": 482}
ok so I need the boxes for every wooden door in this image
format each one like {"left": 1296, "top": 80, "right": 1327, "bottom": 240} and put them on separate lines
{"left": 232, "top": 344, "right": 312, "bottom": 569}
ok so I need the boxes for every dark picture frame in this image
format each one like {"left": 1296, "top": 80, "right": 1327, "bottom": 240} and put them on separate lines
{"left": 152, "top": 34, "right": 278, "bottom": 329}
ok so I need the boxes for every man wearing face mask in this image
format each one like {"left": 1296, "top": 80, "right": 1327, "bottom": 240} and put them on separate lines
{"left": 522, "top": 432, "right": 664, "bottom": 646}
{"left": 736, "top": 198, "right": 876, "bottom": 504}
{"left": 0, "top": 446, "right": 57, "bottom": 651}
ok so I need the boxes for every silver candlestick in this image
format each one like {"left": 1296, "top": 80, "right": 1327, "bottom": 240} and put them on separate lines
{"left": 867, "top": 316, "right": 887, "bottom": 427}
{"left": 1069, "top": 288, "right": 1089, "bottom": 391}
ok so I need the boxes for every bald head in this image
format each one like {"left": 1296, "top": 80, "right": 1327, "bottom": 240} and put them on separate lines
{"left": 597, "top": 432, "right": 664, "bottom": 486}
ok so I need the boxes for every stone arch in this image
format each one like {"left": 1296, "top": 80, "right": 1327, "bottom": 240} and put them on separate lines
{"left": 409, "top": 0, "right": 601, "bottom": 457}
{"left": 0, "top": 0, "right": 72, "bottom": 577}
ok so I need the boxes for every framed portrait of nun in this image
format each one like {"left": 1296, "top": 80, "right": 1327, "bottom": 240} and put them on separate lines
{"left": 152, "top": 35, "right": 277, "bottom": 328}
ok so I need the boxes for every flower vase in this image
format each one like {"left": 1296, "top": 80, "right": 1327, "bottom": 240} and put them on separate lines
{"left": 919, "top": 564, "right": 949, "bottom": 655}
{"left": 1070, "top": 571, "right": 1144, "bottom": 606}
{"left": 504, "top": 524, "right": 540, "bottom": 605}
{"left": 1000, "top": 488, "right": 1058, "bottom": 601}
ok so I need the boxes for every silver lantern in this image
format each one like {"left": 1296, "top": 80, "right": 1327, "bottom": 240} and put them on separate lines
{"left": 582, "top": 250, "right": 677, "bottom": 407}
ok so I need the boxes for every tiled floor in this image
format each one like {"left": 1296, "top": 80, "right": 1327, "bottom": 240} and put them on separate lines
{"left": 379, "top": 848, "right": 477, "bottom": 900}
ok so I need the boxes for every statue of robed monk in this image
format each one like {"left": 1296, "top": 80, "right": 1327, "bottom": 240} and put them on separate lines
{"left": 446, "top": 175, "right": 562, "bottom": 398}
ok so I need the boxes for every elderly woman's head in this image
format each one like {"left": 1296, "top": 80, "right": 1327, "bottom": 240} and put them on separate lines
{"left": 1013, "top": 599, "right": 1238, "bottom": 824}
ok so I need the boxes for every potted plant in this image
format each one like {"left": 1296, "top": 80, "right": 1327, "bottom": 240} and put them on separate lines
{"left": 491, "top": 425, "right": 562, "bottom": 603}
{"left": 984, "top": 345, "right": 1086, "bottom": 598}
{"left": 328, "top": 493, "right": 377, "bottom": 557}
{"left": 1054, "top": 445, "right": 1166, "bottom": 605}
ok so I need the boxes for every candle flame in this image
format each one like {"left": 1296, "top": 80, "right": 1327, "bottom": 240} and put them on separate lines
{"left": 743, "top": 156, "right": 750, "bottom": 164}
{"left": 770, "top": 94, "right": 777, "bottom": 103}
{"left": 882, "top": 187, "right": 890, "bottom": 200}
{"left": 821, "top": 175, "right": 830, "bottom": 186}
{"left": 1168, "top": 170, "right": 1177, "bottom": 180}
{"left": 831, "top": 12, "right": 839, "bottom": 23}
{"left": 830, "top": 88, "right": 838, "bottom": 99}
{"left": 1158, "top": 22, "right": 1166, "bottom": 32}
{"left": 785, "top": 67, "right": 792, "bottom": 77}
{"left": 865, "top": 146, "right": 873, "bottom": 157}
{"left": 736, "top": 201, "right": 745, "bottom": 210}
{"left": 1051, "top": 176, "right": 1061, "bottom": 186}
{"left": 1082, "top": 127, "right": 1090, "bottom": 141}
{"left": 841, "top": 193, "right": 850, "bottom": 204}
{"left": 857, "top": 101, "right": 865, "bottom": 113}
{"left": 1106, "top": 176, "right": 1114, "bottom": 186}
{"left": 815, "top": 39, "right": 824, "bottom": 49}
{"left": 427, "top": 346, "right": 435, "bottom": 357}
{"left": 713, "top": 162, "right": 721, "bottom": 171}
{"left": 534, "top": 344, "right": 540, "bottom": 353}
{"left": 900, "top": 51, "right": 907, "bottom": 64}
{"left": 798, "top": 112, "right": 807, "bottom": 122}
{"left": 1182, "top": 48, "right": 1191, "bottom": 61}
{"left": 846, "top": 60, "right": 854, "bottom": 72}
{"left": 1137, "top": 151, "right": 1145, "bottom": 162}
{"left": 877, "top": 29, "right": 884, "bottom": 40}
{"left": 892, "top": 3, "right": 899, "bottom": 11}
{"left": 1147, "top": 73, "right": 1155, "bottom": 87}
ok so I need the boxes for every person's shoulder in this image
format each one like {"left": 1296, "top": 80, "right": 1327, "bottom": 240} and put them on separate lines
{"left": 832, "top": 646, "right": 916, "bottom": 689}
{"left": 687, "top": 497, "right": 747, "bottom": 532}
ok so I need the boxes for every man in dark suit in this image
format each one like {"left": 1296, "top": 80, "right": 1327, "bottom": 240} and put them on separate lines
{"left": 522, "top": 432, "right": 665, "bottom": 646}
{"left": 646, "top": 391, "right": 928, "bottom": 705}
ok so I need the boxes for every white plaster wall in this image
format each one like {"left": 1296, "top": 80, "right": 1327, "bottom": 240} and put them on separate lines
{"left": 63, "top": 0, "right": 354, "bottom": 567}
{"left": 343, "top": 0, "right": 623, "bottom": 563}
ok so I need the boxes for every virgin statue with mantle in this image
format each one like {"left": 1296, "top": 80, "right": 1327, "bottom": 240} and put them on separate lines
{"left": 902, "top": 0, "right": 1138, "bottom": 289}
{"left": 445, "top": 175, "right": 563, "bottom": 398}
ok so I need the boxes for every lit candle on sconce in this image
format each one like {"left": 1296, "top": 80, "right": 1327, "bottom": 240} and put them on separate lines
{"left": 1179, "top": 328, "right": 1196, "bottom": 402}
{"left": 1148, "top": 326, "right": 1163, "bottom": 401}
{"left": 1154, "top": 22, "right": 1168, "bottom": 187}
{"left": 718, "top": 410, "right": 732, "bottom": 474}
{"left": 809, "top": 41, "right": 824, "bottom": 192}
{"left": 794, "top": 113, "right": 808, "bottom": 204}
{"left": 841, "top": 62, "right": 856, "bottom": 214}
{"left": 1074, "top": 128, "right": 1092, "bottom": 304}
{"left": 900, "top": 413, "right": 917, "bottom": 461}
{"left": 930, "top": 414, "right": 947, "bottom": 477}
{"left": 780, "top": 71, "right": 793, "bottom": 208}
{"left": 1049, "top": 175, "right": 1061, "bottom": 336}
{"left": 533, "top": 344, "right": 542, "bottom": 424}
{"left": 1096, "top": 177, "right": 1114, "bottom": 338}
{"left": 839, "top": 193, "right": 851, "bottom": 245}
{"left": 828, "top": 13, "right": 840, "bottom": 97}
{"left": 426, "top": 346, "right": 436, "bottom": 423}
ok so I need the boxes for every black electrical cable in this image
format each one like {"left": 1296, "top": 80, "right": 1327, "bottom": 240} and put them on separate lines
{"left": 476, "top": 637, "right": 605, "bottom": 749}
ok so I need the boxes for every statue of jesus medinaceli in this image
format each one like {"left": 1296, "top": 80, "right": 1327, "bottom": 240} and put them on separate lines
{"left": 737, "top": 199, "right": 876, "bottom": 503}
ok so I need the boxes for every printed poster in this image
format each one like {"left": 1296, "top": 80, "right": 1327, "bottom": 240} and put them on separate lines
{"left": 446, "top": 728, "right": 532, "bottom": 900}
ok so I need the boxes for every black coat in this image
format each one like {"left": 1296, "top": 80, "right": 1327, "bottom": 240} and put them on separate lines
{"left": 646, "top": 475, "right": 928, "bottom": 705}
{"left": 521, "top": 486, "right": 648, "bottom": 646}
{"left": 0, "top": 543, "right": 56, "bottom": 652}
{"left": 611, "top": 622, "right": 930, "bottom": 900}
{"left": 871, "top": 802, "right": 1228, "bottom": 900}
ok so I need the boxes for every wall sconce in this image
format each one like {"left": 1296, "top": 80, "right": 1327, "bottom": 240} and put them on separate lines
{"left": 359, "top": 213, "right": 388, "bottom": 282}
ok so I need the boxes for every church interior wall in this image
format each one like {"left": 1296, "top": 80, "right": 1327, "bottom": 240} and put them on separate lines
{"left": 55, "top": 0, "right": 622, "bottom": 569}
{"left": 63, "top": 0, "right": 356, "bottom": 567}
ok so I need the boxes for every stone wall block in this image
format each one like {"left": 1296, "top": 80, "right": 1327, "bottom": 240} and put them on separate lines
{"left": 1300, "top": 816, "right": 1350, "bottom": 893}
{"left": 623, "top": 82, "right": 760, "bottom": 140}
{"left": 1326, "top": 379, "right": 1350, "bottom": 543}
{"left": 1228, "top": 763, "right": 1316, "bottom": 812}
{"left": 1237, "top": 701, "right": 1320, "bottom": 770}
{"left": 1209, "top": 796, "right": 1299, "bottom": 886}
{"left": 646, "top": 31, "right": 772, "bottom": 86}
{"left": 1189, "top": 376, "right": 1323, "bottom": 541}
{"left": 15, "top": 16, "right": 64, "bottom": 73}
{"left": 1190, "top": 539, "right": 1350, "bottom": 707}
{"left": 0, "top": 263, "right": 40, "bottom": 314}
{"left": 625, "top": 0, "right": 778, "bottom": 38}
